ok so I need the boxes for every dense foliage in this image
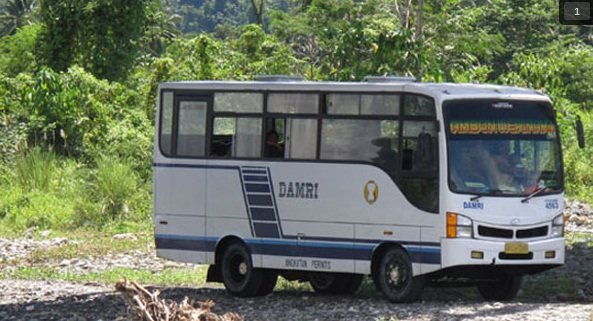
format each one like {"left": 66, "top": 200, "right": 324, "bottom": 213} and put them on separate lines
{"left": 0, "top": 0, "right": 591, "bottom": 234}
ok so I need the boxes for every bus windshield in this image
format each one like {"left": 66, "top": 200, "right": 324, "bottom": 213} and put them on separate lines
{"left": 444, "top": 99, "right": 563, "bottom": 197}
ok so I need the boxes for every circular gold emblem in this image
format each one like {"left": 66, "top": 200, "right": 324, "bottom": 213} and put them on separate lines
{"left": 363, "top": 180, "right": 379, "bottom": 205}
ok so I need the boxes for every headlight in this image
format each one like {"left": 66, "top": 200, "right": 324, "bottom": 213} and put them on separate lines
{"left": 447, "top": 212, "right": 473, "bottom": 238}
{"left": 551, "top": 214, "right": 565, "bottom": 238}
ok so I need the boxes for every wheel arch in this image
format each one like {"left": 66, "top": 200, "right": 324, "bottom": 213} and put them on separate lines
{"left": 207, "top": 235, "right": 248, "bottom": 283}
{"left": 215, "top": 235, "right": 248, "bottom": 266}
{"left": 371, "top": 242, "right": 409, "bottom": 281}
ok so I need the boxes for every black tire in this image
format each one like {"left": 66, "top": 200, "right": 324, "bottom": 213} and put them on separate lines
{"left": 309, "top": 273, "right": 363, "bottom": 295}
{"left": 257, "top": 270, "right": 278, "bottom": 296}
{"left": 221, "top": 242, "right": 263, "bottom": 297}
{"left": 374, "top": 247, "right": 425, "bottom": 303}
{"left": 477, "top": 274, "right": 522, "bottom": 301}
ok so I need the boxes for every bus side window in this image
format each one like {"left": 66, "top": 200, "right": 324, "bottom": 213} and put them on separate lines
{"left": 210, "top": 134, "right": 232, "bottom": 157}
{"left": 160, "top": 91, "right": 174, "bottom": 155}
{"left": 211, "top": 117, "right": 262, "bottom": 158}
{"left": 264, "top": 118, "right": 285, "bottom": 158}
{"left": 285, "top": 118, "right": 317, "bottom": 159}
{"left": 399, "top": 94, "right": 439, "bottom": 213}
{"left": 401, "top": 121, "right": 437, "bottom": 172}
{"left": 177, "top": 100, "right": 207, "bottom": 157}
{"left": 265, "top": 118, "right": 318, "bottom": 159}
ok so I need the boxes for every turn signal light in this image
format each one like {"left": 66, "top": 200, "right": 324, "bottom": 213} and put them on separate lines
{"left": 447, "top": 212, "right": 473, "bottom": 238}
{"left": 447, "top": 212, "right": 458, "bottom": 238}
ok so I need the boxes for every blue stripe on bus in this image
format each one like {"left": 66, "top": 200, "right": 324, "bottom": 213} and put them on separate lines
{"left": 245, "top": 183, "right": 270, "bottom": 193}
{"left": 155, "top": 235, "right": 441, "bottom": 264}
{"left": 155, "top": 235, "right": 217, "bottom": 252}
{"left": 153, "top": 163, "right": 238, "bottom": 170}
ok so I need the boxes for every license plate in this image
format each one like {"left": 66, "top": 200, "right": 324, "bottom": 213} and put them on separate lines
{"left": 504, "top": 242, "right": 529, "bottom": 254}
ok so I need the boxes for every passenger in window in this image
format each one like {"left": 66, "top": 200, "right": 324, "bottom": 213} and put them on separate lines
{"left": 264, "top": 130, "right": 284, "bottom": 158}
{"left": 372, "top": 137, "right": 398, "bottom": 174}
{"left": 414, "top": 132, "right": 435, "bottom": 170}
{"left": 487, "top": 141, "right": 521, "bottom": 192}
{"left": 450, "top": 141, "right": 490, "bottom": 191}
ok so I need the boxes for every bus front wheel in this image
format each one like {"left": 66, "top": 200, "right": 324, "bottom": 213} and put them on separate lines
{"left": 221, "top": 242, "right": 264, "bottom": 297}
{"left": 477, "top": 274, "right": 522, "bottom": 301}
{"left": 374, "top": 247, "right": 425, "bottom": 303}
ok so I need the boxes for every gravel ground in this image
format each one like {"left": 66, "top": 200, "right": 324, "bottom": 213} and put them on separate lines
{"left": 0, "top": 280, "right": 591, "bottom": 321}
{"left": 0, "top": 200, "right": 592, "bottom": 321}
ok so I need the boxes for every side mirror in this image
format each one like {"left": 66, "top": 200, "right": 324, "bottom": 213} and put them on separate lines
{"left": 576, "top": 116, "right": 585, "bottom": 149}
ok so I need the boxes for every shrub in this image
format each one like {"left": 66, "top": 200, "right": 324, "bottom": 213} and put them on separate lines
{"left": 92, "top": 157, "right": 139, "bottom": 220}
{"left": 0, "top": 149, "right": 84, "bottom": 231}
{"left": 13, "top": 147, "right": 58, "bottom": 191}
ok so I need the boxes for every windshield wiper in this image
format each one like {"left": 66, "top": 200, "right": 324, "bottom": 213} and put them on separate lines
{"left": 470, "top": 189, "right": 505, "bottom": 202}
{"left": 521, "top": 187, "right": 546, "bottom": 203}
{"left": 470, "top": 194, "right": 482, "bottom": 201}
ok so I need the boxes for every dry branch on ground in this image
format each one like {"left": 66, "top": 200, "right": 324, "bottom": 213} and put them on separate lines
{"left": 115, "top": 279, "right": 243, "bottom": 321}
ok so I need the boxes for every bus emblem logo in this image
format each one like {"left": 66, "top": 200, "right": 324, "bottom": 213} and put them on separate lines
{"left": 364, "top": 180, "right": 379, "bottom": 205}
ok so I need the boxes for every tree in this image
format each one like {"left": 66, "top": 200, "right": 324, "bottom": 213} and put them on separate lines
{"left": 36, "top": 0, "right": 150, "bottom": 81}
{"left": 35, "top": 0, "right": 80, "bottom": 72}
{"left": 0, "top": 23, "right": 40, "bottom": 76}
{"left": 0, "top": 0, "right": 39, "bottom": 37}
{"left": 143, "top": 7, "right": 181, "bottom": 57}
{"left": 471, "top": 0, "right": 560, "bottom": 79}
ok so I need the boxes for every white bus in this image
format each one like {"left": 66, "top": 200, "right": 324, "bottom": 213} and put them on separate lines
{"left": 153, "top": 77, "right": 567, "bottom": 302}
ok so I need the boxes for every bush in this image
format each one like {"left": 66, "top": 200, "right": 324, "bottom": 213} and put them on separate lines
{"left": 93, "top": 157, "right": 139, "bottom": 220}
{"left": 0, "top": 149, "right": 83, "bottom": 230}
{"left": 0, "top": 150, "right": 152, "bottom": 233}
{"left": 13, "top": 147, "right": 58, "bottom": 191}
{"left": 73, "top": 156, "right": 151, "bottom": 230}
{"left": 563, "top": 111, "right": 593, "bottom": 204}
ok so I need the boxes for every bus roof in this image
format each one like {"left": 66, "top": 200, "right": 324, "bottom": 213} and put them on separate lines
{"left": 159, "top": 80, "right": 549, "bottom": 101}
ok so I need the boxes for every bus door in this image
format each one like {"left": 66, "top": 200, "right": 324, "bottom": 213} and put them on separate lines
{"left": 155, "top": 93, "right": 209, "bottom": 262}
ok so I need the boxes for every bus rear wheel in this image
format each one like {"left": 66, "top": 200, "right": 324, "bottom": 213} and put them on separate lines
{"left": 374, "top": 247, "right": 425, "bottom": 303}
{"left": 309, "top": 273, "right": 363, "bottom": 295}
{"left": 477, "top": 274, "right": 522, "bottom": 301}
{"left": 221, "top": 242, "right": 264, "bottom": 297}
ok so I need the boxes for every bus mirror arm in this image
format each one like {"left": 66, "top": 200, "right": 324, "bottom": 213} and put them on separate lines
{"left": 576, "top": 116, "right": 585, "bottom": 149}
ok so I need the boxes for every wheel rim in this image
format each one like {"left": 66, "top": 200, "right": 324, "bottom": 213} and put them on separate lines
{"left": 310, "top": 274, "right": 335, "bottom": 290}
{"left": 384, "top": 257, "right": 409, "bottom": 291}
{"left": 229, "top": 252, "right": 249, "bottom": 284}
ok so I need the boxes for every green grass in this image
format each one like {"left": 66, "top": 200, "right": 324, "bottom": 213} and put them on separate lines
{"left": 274, "top": 277, "right": 313, "bottom": 293}
{"left": 0, "top": 150, "right": 151, "bottom": 234}
{"left": 0, "top": 266, "right": 210, "bottom": 287}
{"left": 27, "top": 232, "right": 152, "bottom": 264}
{"left": 0, "top": 228, "right": 209, "bottom": 286}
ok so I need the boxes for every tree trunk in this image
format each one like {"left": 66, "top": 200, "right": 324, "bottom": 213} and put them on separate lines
{"left": 415, "top": 0, "right": 424, "bottom": 81}
{"left": 250, "top": 0, "right": 265, "bottom": 26}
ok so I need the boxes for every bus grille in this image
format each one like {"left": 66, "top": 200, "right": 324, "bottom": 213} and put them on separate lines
{"left": 477, "top": 225, "right": 549, "bottom": 239}
{"left": 478, "top": 226, "right": 513, "bottom": 238}
{"left": 516, "top": 226, "right": 548, "bottom": 238}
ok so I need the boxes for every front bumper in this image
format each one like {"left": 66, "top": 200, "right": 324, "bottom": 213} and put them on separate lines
{"left": 441, "top": 237, "right": 565, "bottom": 268}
